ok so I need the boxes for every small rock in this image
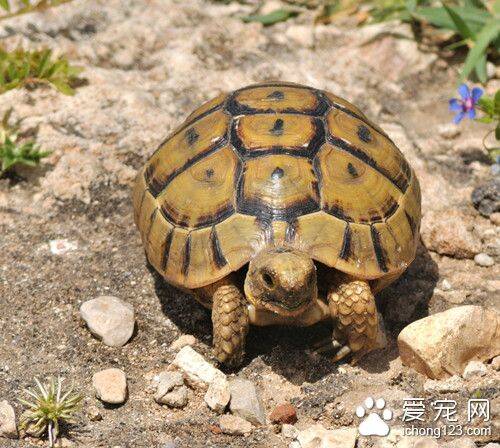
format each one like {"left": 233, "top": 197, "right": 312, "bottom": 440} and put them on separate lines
{"left": 282, "top": 423, "right": 299, "bottom": 439}
{"left": 423, "top": 375, "right": 464, "bottom": 394}
{"left": 289, "top": 442, "right": 301, "bottom": 448}
{"left": 296, "top": 425, "right": 357, "bottom": 448}
{"left": 170, "top": 334, "right": 196, "bottom": 351}
{"left": 463, "top": 360, "right": 488, "bottom": 379}
{"left": 438, "top": 123, "right": 460, "bottom": 140}
{"left": 92, "top": 368, "right": 127, "bottom": 404}
{"left": 285, "top": 25, "right": 314, "bottom": 48}
{"left": 49, "top": 239, "right": 78, "bottom": 255}
{"left": 490, "top": 212, "right": 500, "bottom": 226}
{"left": 441, "top": 279, "right": 452, "bottom": 291}
{"left": 229, "top": 378, "right": 266, "bottom": 426}
{"left": 0, "top": 400, "right": 17, "bottom": 439}
{"left": 474, "top": 253, "right": 494, "bottom": 267}
{"left": 204, "top": 376, "right": 230, "bottom": 414}
{"left": 80, "top": 296, "right": 135, "bottom": 347}
{"left": 421, "top": 210, "right": 481, "bottom": 259}
{"left": 491, "top": 355, "right": 500, "bottom": 371}
{"left": 398, "top": 305, "right": 500, "bottom": 379}
{"left": 471, "top": 179, "right": 500, "bottom": 217}
{"left": 154, "top": 371, "right": 184, "bottom": 405}
{"left": 270, "top": 403, "right": 297, "bottom": 424}
{"left": 218, "top": 414, "right": 252, "bottom": 435}
{"left": 157, "top": 386, "right": 188, "bottom": 408}
{"left": 86, "top": 405, "right": 103, "bottom": 421}
{"left": 172, "top": 346, "right": 226, "bottom": 389}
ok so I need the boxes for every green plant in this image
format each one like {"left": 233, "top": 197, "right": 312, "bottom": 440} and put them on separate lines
{"left": 477, "top": 88, "right": 500, "bottom": 161}
{"left": 0, "top": 109, "right": 51, "bottom": 175}
{"left": 242, "top": 8, "right": 300, "bottom": 25}
{"left": 0, "top": 47, "right": 83, "bottom": 95}
{"left": 18, "top": 377, "right": 82, "bottom": 447}
{"left": 0, "top": 0, "right": 72, "bottom": 20}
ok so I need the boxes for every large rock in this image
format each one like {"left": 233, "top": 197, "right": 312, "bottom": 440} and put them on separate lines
{"left": 296, "top": 425, "right": 357, "bottom": 448}
{"left": 421, "top": 210, "right": 481, "bottom": 259}
{"left": 0, "top": 401, "right": 17, "bottom": 439}
{"left": 80, "top": 296, "right": 135, "bottom": 347}
{"left": 92, "top": 368, "right": 128, "bottom": 404}
{"left": 229, "top": 378, "right": 266, "bottom": 426}
{"left": 398, "top": 306, "right": 500, "bottom": 379}
{"left": 172, "top": 346, "right": 225, "bottom": 389}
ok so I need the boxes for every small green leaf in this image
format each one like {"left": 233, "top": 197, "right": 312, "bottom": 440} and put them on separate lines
{"left": 494, "top": 90, "right": 500, "bottom": 116}
{"left": 442, "top": 4, "right": 475, "bottom": 40}
{"left": 475, "top": 116, "right": 493, "bottom": 123}
{"left": 474, "top": 52, "right": 487, "bottom": 83}
{"left": 0, "top": 0, "right": 10, "bottom": 11}
{"left": 460, "top": 20, "right": 500, "bottom": 82}
{"left": 242, "top": 9, "right": 299, "bottom": 26}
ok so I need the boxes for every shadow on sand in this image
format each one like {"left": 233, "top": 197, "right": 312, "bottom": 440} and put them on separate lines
{"left": 152, "top": 239, "right": 439, "bottom": 384}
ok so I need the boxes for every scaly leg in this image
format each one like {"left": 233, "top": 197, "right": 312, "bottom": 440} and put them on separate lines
{"left": 322, "top": 278, "right": 379, "bottom": 364}
{"left": 211, "top": 282, "right": 249, "bottom": 367}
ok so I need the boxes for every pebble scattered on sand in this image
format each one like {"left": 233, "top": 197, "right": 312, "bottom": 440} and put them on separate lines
{"left": 92, "top": 368, "right": 127, "bottom": 404}
{"left": 229, "top": 378, "right": 266, "bottom": 426}
{"left": 474, "top": 253, "right": 494, "bottom": 267}
{"left": 462, "top": 360, "right": 488, "bottom": 379}
{"left": 218, "top": 414, "right": 252, "bottom": 436}
{"left": 270, "top": 403, "right": 297, "bottom": 424}
{"left": 170, "top": 334, "right": 196, "bottom": 351}
{"left": 0, "top": 400, "right": 17, "bottom": 439}
{"left": 80, "top": 296, "right": 135, "bottom": 347}
{"left": 204, "top": 375, "right": 230, "bottom": 414}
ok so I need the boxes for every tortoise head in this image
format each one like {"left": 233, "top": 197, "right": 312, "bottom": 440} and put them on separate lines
{"left": 244, "top": 248, "right": 317, "bottom": 317}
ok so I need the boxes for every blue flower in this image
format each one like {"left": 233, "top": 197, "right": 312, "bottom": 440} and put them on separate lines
{"left": 449, "top": 84, "right": 483, "bottom": 124}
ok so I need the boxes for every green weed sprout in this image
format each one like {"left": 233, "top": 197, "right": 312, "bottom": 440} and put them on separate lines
{"left": 0, "top": 0, "right": 73, "bottom": 21}
{"left": 0, "top": 109, "right": 51, "bottom": 175}
{"left": 0, "top": 47, "right": 83, "bottom": 95}
{"left": 18, "top": 377, "right": 82, "bottom": 447}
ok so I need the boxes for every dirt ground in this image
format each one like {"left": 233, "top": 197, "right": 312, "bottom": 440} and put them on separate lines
{"left": 0, "top": 0, "right": 498, "bottom": 447}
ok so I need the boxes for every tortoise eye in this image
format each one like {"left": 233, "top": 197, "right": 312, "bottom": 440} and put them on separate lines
{"left": 262, "top": 272, "right": 274, "bottom": 288}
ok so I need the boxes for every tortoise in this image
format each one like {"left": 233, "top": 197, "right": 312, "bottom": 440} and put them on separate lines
{"left": 133, "top": 81, "right": 421, "bottom": 366}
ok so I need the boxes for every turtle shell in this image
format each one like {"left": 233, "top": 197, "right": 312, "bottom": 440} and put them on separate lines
{"left": 133, "top": 82, "right": 421, "bottom": 290}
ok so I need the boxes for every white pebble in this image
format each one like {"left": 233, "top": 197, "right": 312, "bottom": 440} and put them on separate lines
{"left": 474, "top": 253, "right": 494, "bottom": 267}
{"left": 80, "top": 296, "right": 135, "bottom": 347}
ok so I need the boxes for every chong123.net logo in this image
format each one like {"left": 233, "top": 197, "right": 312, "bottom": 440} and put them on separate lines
{"left": 354, "top": 396, "right": 492, "bottom": 438}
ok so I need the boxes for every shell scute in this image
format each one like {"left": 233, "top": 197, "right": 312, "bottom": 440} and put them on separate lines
{"left": 134, "top": 82, "right": 421, "bottom": 289}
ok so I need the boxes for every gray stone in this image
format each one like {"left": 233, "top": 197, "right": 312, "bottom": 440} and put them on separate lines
{"left": 282, "top": 423, "right": 299, "bottom": 439}
{"left": 92, "top": 368, "right": 127, "bottom": 404}
{"left": 474, "top": 253, "right": 495, "bottom": 267}
{"left": 80, "top": 296, "right": 135, "bottom": 347}
{"left": 229, "top": 378, "right": 266, "bottom": 426}
{"left": 172, "top": 346, "right": 226, "bottom": 389}
{"left": 0, "top": 400, "right": 17, "bottom": 439}
{"left": 296, "top": 425, "right": 357, "bottom": 448}
{"left": 423, "top": 375, "right": 464, "bottom": 394}
{"left": 398, "top": 306, "right": 500, "bottom": 379}
{"left": 463, "top": 360, "right": 488, "bottom": 379}
{"left": 157, "top": 386, "right": 188, "bottom": 408}
{"left": 219, "top": 414, "right": 252, "bottom": 435}
{"left": 438, "top": 123, "right": 461, "bottom": 140}
{"left": 154, "top": 371, "right": 184, "bottom": 405}
{"left": 204, "top": 375, "right": 230, "bottom": 414}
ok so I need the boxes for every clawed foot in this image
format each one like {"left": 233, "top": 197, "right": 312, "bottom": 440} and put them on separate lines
{"left": 312, "top": 334, "right": 353, "bottom": 363}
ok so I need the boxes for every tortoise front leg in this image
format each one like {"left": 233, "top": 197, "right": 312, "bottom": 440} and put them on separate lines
{"left": 211, "top": 281, "right": 249, "bottom": 367}
{"left": 317, "top": 277, "right": 378, "bottom": 364}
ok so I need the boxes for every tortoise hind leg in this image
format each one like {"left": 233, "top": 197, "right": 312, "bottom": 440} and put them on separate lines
{"left": 316, "top": 277, "right": 378, "bottom": 365}
{"left": 210, "top": 281, "right": 249, "bottom": 367}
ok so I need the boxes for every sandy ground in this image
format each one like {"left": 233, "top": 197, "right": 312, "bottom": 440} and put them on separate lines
{"left": 0, "top": 0, "right": 498, "bottom": 446}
